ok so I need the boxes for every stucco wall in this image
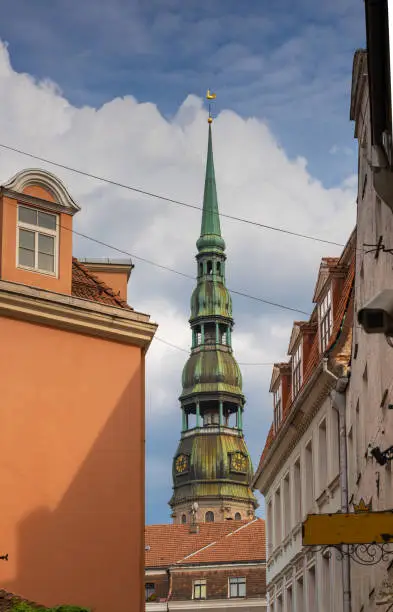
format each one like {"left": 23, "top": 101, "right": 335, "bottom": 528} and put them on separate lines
{"left": 263, "top": 390, "right": 343, "bottom": 612}
{"left": 349, "top": 69, "right": 393, "bottom": 611}
{"left": 0, "top": 315, "right": 145, "bottom": 612}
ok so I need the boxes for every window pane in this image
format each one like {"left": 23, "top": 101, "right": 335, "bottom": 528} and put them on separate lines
{"left": 18, "top": 206, "right": 37, "bottom": 225}
{"left": 38, "top": 211, "right": 56, "bottom": 230}
{"left": 238, "top": 582, "right": 246, "bottom": 597}
{"left": 38, "top": 252, "right": 54, "bottom": 272}
{"left": 230, "top": 583, "right": 237, "bottom": 597}
{"left": 38, "top": 233, "right": 54, "bottom": 255}
{"left": 200, "top": 584, "right": 206, "bottom": 598}
{"left": 19, "top": 247, "right": 35, "bottom": 268}
{"left": 19, "top": 229, "right": 35, "bottom": 250}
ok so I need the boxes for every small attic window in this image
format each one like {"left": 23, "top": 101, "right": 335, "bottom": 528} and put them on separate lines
{"left": 319, "top": 287, "right": 332, "bottom": 352}
{"left": 273, "top": 382, "right": 282, "bottom": 432}
{"left": 17, "top": 205, "right": 58, "bottom": 275}
{"left": 292, "top": 342, "right": 302, "bottom": 397}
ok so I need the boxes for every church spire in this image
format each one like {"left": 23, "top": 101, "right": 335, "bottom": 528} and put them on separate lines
{"left": 200, "top": 124, "right": 221, "bottom": 240}
{"left": 169, "top": 100, "right": 258, "bottom": 525}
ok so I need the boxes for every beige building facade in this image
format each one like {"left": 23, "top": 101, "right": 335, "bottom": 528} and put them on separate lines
{"left": 253, "top": 238, "right": 355, "bottom": 612}
{"left": 348, "top": 47, "right": 393, "bottom": 611}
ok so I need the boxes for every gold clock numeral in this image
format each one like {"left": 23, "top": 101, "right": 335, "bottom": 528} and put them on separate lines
{"left": 176, "top": 454, "right": 188, "bottom": 473}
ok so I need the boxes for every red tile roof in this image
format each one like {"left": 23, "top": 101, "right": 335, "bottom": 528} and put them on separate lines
{"left": 145, "top": 518, "right": 265, "bottom": 568}
{"left": 71, "top": 258, "right": 132, "bottom": 310}
{"left": 0, "top": 589, "right": 47, "bottom": 610}
{"left": 254, "top": 232, "right": 356, "bottom": 477}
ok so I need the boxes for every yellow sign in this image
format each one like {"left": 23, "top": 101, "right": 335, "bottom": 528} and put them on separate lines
{"left": 302, "top": 511, "right": 393, "bottom": 546}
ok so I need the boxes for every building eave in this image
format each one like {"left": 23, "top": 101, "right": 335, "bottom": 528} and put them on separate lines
{"left": 252, "top": 360, "right": 335, "bottom": 493}
{"left": 0, "top": 279, "right": 157, "bottom": 350}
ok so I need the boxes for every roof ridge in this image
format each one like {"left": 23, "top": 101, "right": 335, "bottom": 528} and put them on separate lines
{"left": 225, "top": 517, "right": 259, "bottom": 538}
{"left": 180, "top": 539, "right": 218, "bottom": 562}
{"left": 72, "top": 257, "right": 131, "bottom": 309}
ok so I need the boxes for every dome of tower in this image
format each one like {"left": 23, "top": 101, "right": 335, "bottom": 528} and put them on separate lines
{"left": 181, "top": 350, "right": 243, "bottom": 398}
{"left": 190, "top": 280, "right": 233, "bottom": 320}
{"left": 196, "top": 233, "right": 226, "bottom": 254}
{"left": 170, "top": 432, "right": 257, "bottom": 507}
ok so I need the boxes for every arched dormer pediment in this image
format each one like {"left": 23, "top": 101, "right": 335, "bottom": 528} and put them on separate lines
{"left": 3, "top": 168, "right": 80, "bottom": 215}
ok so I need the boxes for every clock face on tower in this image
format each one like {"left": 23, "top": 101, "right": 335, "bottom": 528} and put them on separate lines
{"left": 231, "top": 452, "right": 247, "bottom": 473}
{"left": 175, "top": 454, "right": 189, "bottom": 474}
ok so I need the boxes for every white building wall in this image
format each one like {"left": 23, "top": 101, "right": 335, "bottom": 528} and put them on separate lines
{"left": 349, "top": 57, "right": 393, "bottom": 612}
{"left": 265, "top": 393, "right": 343, "bottom": 612}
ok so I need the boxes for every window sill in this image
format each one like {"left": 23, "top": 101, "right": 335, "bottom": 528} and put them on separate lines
{"left": 17, "top": 264, "right": 57, "bottom": 278}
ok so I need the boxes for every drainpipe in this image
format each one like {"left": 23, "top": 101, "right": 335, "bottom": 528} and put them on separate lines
{"left": 323, "top": 360, "right": 351, "bottom": 612}
{"left": 166, "top": 567, "right": 173, "bottom": 611}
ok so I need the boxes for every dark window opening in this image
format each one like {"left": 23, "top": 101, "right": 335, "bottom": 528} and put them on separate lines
{"left": 199, "top": 262, "right": 203, "bottom": 276}
{"left": 205, "top": 511, "right": 214, "bottom": 522}
{"left": 217, "top": 261, "right": 221, "bottom": 274}
{"left": 235, "top": 512, "right": 241, "bottom": 520}
{"left": 145, "top": 583, "right": 156, "bottom": 602}
{"left": 181, "top": 514, "right": 187, "bottom": 524}
{"left": 207, "top": 260, "right": 213, "bottom": 274}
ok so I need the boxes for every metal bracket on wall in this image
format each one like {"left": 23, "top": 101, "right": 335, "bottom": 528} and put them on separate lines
{"left": 311, "top": 543, "right": 393, "bottom": 566}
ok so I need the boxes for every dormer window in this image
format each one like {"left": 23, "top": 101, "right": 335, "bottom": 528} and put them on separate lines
{"left": 319, "top": 287, "right": 332, "bottom": 352}
{"left": 17, "top": 205, "right": 58, "bottom": 275}
{"left": 273, "top": 382, "right": 282, "bottom": 432}
{"left": 292, "top": 343, "right": 302, "bottom": 396}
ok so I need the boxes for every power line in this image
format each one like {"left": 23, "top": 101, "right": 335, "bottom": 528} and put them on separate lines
{"left": 2, "top": 152, "right": 312, "bottom": 316}
{"left": 153, "top": 335, "right": 275, "bottom": 366}
{"left": 5, "top": 195, "right": 312, "bottom": 316}
{"left": 0, "top": 141, "right": 345, "bottom": 248}
{"left": 65, "top": 225, "right": 311, "bottom": 316}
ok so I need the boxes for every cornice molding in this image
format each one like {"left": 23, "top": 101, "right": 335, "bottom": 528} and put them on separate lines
{"left": 254, "top": 363, "right": 335, "bottom": 493}
{"left": 0, "top": 280, "right": 157, "bottom": 349}
{"left": 2, "top": 168, "right": 80, "bottom": 213}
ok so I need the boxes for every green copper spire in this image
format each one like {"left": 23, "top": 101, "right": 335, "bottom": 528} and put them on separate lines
{"left": 197, "top": 124, "right": 225, "bottom": 254}
{"left": 169, "top": 117, "right": 258, "bottom": 525}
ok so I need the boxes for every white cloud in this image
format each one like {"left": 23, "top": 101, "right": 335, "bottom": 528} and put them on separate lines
{"left": 0, "top": 41, "right": 357, "bottom": 523}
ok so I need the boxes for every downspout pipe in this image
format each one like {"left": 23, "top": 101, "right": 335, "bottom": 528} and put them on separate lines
{"left": 323, "top": 360, "right": 351, "bottom": 612}
{"left": 166, "top": 568, "right": 173, "bottom": 611}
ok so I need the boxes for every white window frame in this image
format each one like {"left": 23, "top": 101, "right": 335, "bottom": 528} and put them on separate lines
{"left": 228, "top": 576, "right": 246, "bottom": 598}
{"left": 292, "top": 342, "right": 302, "bottom": 397}
{"left": 17, "top": 204, "right": 59, "bottom": 277}
{"left": 193, "top": 579, "right": 206, "bottom": 600}
{"left": 273, "top": 381, "right": 282, "bottom": 432}
{"left": 319, "top": 287, "right": 333, "bottom": 352}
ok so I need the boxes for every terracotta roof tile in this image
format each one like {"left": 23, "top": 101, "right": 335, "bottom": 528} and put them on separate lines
{"left": 254, "top": 232, "right": 356, "bottom": 479}
{"left": 71, "top": 258, "right": 132, "bottom": 310}
{"left": 145, "top": 518, "right": 265, "bottom": 568}
{"left": 0, "top": 589, "right": 47, "bottom": 610}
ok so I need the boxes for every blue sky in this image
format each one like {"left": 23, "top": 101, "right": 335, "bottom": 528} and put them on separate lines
{"left": 0, "top": 0, "right": 364, "bottom": 525}
{"left": 2, "top": 0, "right": 364, "bottom": 186}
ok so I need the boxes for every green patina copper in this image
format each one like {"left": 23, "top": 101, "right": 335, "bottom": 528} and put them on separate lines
{"left": 181, "top": 350, "right": 243, "bottom": 398}
{"left": 170, "top": 123, "right": 257, "bottom": 515}
{"left": 190, "top": 280, "right": 232, "bottom": 320}
{"left": 196, "top": 124, "right": 226, "bottom": 254}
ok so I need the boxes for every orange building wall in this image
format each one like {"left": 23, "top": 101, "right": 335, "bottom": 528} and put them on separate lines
{"left": 0, "top": 316, "right": 145, "bottom": 612}
{"left": 87, "top": 269, "right": 129, "bottom": 301}
{"left": 0, "top": 193, "right": 73, "bottom": 294}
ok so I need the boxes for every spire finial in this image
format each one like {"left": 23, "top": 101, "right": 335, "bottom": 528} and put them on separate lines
{"left": 206, "top": 89, "right": 216, "bottom": 124}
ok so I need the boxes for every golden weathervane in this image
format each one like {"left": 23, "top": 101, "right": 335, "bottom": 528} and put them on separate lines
{"left": 206, "top": 89, "right": 217, "bottom": 123}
